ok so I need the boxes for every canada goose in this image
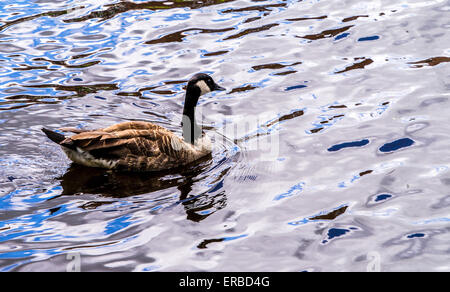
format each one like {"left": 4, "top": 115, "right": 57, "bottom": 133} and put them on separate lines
{"left": 42, "top": 73, "right": 226, "bottom": 172}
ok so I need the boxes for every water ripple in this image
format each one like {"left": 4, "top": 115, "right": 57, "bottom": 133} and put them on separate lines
{"left": 0, "top": 0, "right": 449, "bottom": 271}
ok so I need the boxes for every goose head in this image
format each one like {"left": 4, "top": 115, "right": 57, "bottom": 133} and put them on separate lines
{"left": 184, "top": 73, "right": 225, "bottom": 110}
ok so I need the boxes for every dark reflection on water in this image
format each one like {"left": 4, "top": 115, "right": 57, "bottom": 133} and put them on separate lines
{"left": 408, "top": 56, "right": 450, "bottom": 68}
{"left": 146, "top": 27, "right": 235, "bottom": 45}
{"left": 59, "top": 164, "right": 187, "bottom": 198}
{"left": 2, "top": 84, "right": 119, "bottom": 111}
{"left": 58, "top": 158, "right": 227, "bottom": 222}
{"left": 64, "top": 0, "right": 235, "bottom": 23}
{"left": 299, "top": 25, "right": 354, "bottom": 41}
{"left": 335, "top": 58, "right": 374, "bottom": 74}
{"left": 0, "top": 0, "right": 449, "bottom": 271}
{"left": 0, "top": 7, "right": 76, "bottom": 32}
{"left": 0, "top": 0, "right": 234, "bottom": 31}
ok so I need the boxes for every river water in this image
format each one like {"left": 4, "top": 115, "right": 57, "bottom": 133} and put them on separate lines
{"left": 0, "top": 0, "right": 449, "bottom": 272}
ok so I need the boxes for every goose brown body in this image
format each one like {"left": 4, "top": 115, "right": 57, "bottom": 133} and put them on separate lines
{"left": 42, "top": 73, "right": 225, "bottom": 172}
{"left": 57, "top": 121, "right": 211, "bottom": 172}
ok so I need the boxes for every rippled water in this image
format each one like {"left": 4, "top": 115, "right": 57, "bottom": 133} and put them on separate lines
{"left": 0, "top": 0, "right": 449, "bottom": 272}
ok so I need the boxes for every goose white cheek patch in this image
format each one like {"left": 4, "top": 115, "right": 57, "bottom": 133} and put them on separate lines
{"left": 196, "top": 80, "right": 211, "bottom": 95}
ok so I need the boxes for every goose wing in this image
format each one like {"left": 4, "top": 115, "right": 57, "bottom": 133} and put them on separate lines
{"left": 61, "top": 121, "right": 194, "bottom": 171}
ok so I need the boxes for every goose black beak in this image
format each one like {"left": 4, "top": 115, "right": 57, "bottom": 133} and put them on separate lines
{"left": 213, "top": 83, "right": 226, "bottom": 91}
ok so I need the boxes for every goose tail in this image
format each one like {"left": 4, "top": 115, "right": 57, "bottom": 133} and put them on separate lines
{"left": 42, "top": 128, "right": 66, "bottom": 145}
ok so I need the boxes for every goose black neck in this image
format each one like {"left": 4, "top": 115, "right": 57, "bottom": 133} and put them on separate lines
{"left": 182, "top": 88, "right": 202, "bottom": 144}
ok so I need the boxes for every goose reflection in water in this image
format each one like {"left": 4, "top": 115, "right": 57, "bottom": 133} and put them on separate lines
{"left": 57, "top": 156, "right": 227, "bottom": 222}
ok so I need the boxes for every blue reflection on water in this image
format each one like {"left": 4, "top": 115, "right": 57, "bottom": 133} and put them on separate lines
{"left": 379, "top": 138, "right": 414, "bottom": 152}
{"left": 375, "top": 193, "right": 392, "bottom": 202}
{"left": 287, "top": 204, "right": 348, "bottom": 226}
{"left": 223, "top": 234, "right": 247, "bottom": 242}
{"left": 335, "top": 32, "right": 349, "bottom": 41}
{"left": 164, "top": 13, "right": 191, "bottom": 22}
{"left": 285, "top": 84, "right": 307, "bottom": 91}
{"left": 407, "top": 233, "right": 425, "bottom": 239}
{"left": 358, "top": 35, "right": 379, "bottom": 41}
{"left": 328, "top": 139, "right": 369, "bottom": 152}
{"left": 24, "top": 186, "right": 62, "bottom": 204}
{"left": 104, "top": 214, "right": 134, "bottom": 235}
{"left": 0, "top": 203, "right": 70, "bottom": 243}
{"left": 274, "top": 182, "right": 305, "bottom": 201}
{"left": 0, "top": 189, "right": 18, "bottom": 210}
{"left": 321, "top": 226, "right": 359, "bottom": 244}
{"left": 208, "top": 180, "right": 224, "bottom": 193}
{"left": 0, "top": 248, "right": 59, "bottom": 260}
{"left": 327, "top": 228, "right": 348, "bottom": 239}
